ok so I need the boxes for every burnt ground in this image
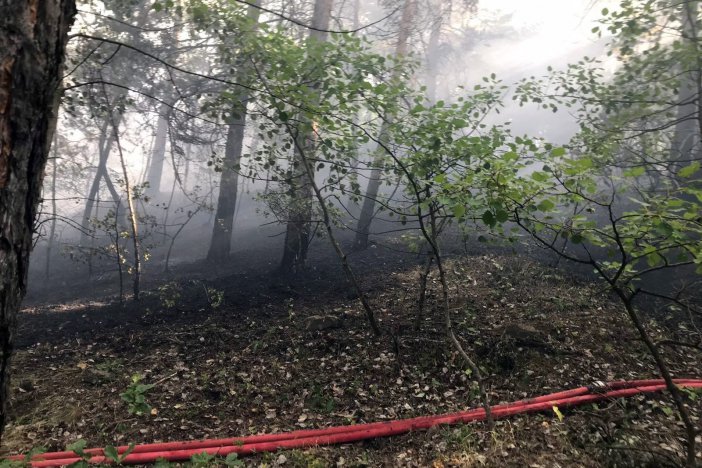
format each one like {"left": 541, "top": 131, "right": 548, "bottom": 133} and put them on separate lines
{"left": 4, "top": 238, "right": 702, "bottom": 467}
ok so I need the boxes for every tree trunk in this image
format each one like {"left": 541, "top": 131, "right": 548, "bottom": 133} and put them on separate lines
{"left": 107, "top": 97, "right": 141, "bottom": 301}
{"left": 425, "top": 0, "right": 443, "bottom": 104}
{"left": 0, "top": 0, "right": 76, "bottom": 440}
{"left": 344, "top": 0, "right": 363, "bottom": 211}
{"left": 183, "top": 147, "right": 190, "bottom": 190}
{"left": 670, "top": 0, "right": 701, "bottom": 184}
{"left": 207, "top": 121, "right": 245, "bottom": 261}
{"left": 279, "top": 0, "right": 334, "bottom": 274}
{"left": 80, "top": 119, "right": 123, "bottom": 245}
{"left": 284, "top": 119, "right": 381, "bottom": 335}
{"left": 207, "top": 1, "right": 261, "bottom": 262}
{"left": 354, "top": 0, "right": 415, "bottom": 250}
{"left": 146, "top": 102, "right": 171, "bottom": 194}
{"left": 618, "top": 293, "right": 698, "bottom": 467}
{"left": 79, "top": 1, "right": 152, "bottom": 241}
{"left": 45, "top": 137, "right": 59, "bottom": 280}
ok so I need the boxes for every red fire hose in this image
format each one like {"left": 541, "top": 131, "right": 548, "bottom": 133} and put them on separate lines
{"left": 9, "top": 379, "right": 702, "bottom": 467}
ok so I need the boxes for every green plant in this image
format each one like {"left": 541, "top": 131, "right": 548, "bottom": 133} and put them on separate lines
{"left": 222, "top": 453, "right": 245, "bottom": 467}
{"left": 120, "top": 374, "right": 154, "bottom": 415}
{"left": 157, "top": 282, "right": 181, "bottom": 309}
{"left": 287, "top": 450, "right": 326, "bottom": 468}
{"left": 103, "top": 443, "right": 136, "bottom": 464}
{"left": 189, "top": 452, "right": 216, "bottom": 467}
{"left": 95, "top": 358, "right": 124, "bottom": 374}
{"left": 189, "top": 452, "right": 244, "bottom": 467}
{"left": 441, "top": 425, "right": 477, "bottom": 452}
{"left": 64, "top": 440, "right": 90, "bottom": 467}
{"left": 204, "top": 286, "right": 225, "bottom": 309}
{"left": 308, "top": 385, "right": 336, "bottom": 414}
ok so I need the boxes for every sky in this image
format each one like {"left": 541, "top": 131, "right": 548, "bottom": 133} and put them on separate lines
{"left": 450, "top": 0, "right": 617, "bottom": 142}
{"left": 472, "top": 0, "right": 611, "bottom": 77}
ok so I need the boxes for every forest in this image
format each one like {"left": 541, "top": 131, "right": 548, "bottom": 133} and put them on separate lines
{"left": 0, "top": 0, "right": 701, "bottom": 466}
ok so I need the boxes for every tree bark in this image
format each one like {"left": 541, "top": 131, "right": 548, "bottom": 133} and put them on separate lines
{"left": 618, "top": 293, "right": 699, "bottom": 467}
{"left": 107, "top": 100, "right": 141, "bottom": 301}
{"left": 425, "top": 0, "right": 443, "bottom": 104}
{"left": 354, "top": 0, "right": 415, "bottom": 250}
{"left": 344, "top": 0, "right": 362, "bottom": 211}
{"left": 80, "top": 120, "right": 121, "bottom": 245}
{"left": 283, "top": 120, "right": 381, "bottom": 335}
{"left": 45, "top": 137, "right": 59, "bottom": 280}
{"left": 0, "top": 0, "right": 76, "bottom": 440}
{"left": 207, "top": 1, "right": 261, "bottom": 262}
{"left": 279, "top": 0, "right": 334, "bottom": 274}
{"left": 670, "top": 1, "right": 701, "bottom": 176}
{"left": 146, "top": 102, "right": 171, "bottom": 194}
{"left": 79, "top": 1, "right": 151, "bottom": 241}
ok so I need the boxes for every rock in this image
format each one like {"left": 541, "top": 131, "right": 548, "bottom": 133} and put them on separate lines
{"left": 502, "top": 323, "right": 550, "bottom": 349}
{"left": 304, "top": 314, "right": 344, "bottom": 331}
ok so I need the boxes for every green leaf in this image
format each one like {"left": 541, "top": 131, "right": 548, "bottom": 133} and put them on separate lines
{"left": 531, "top": 171, "right": 549, "bottom": 182}
{"left": 68, "top": 440, "right": 87, "bottom": 457}
{"left": 121, "top": 443, "right": 136, "bottom": 461}
{"left": 452, "top": 204, "right": 466, "bottom": 219}
{"left": 482, "top": 210, "right": 496, "bottom": 227}
{"left": 104, "top": 446, "right": 119, "bottom": 462}
{"left": 537, "top": 199, "right": 555, "bottom": 212}
{"left": 191, "top": 4, "right": 208, "bottom": 20}
{"left": 411, "top": 104, "right": 425, "bottom": 114}
{"left": 550, "top": 147, "right": 566, "bottom": 157}
{"left": 645, "top": 252, "right": 663, "bottom": 267}
{"left": 678, "top": 161, "right": 700, "bottom": 178}
{"left": 502, "top": 151, "right": 518, "bottom": 161}
{"left": 624, "top": 166, "right": 646, "bottom": 177}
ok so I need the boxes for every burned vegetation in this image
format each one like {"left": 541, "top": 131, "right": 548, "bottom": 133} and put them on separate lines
{"left": 0, "top": 0, "right": 701, "bottom": 467}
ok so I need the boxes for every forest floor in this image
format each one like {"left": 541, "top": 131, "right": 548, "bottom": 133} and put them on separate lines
{"left": 4, "top": 240, "right": 702, "bottom": 467}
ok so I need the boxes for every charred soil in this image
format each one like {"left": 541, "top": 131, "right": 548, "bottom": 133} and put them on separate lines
{"left": 4, "top": 245, "right": 702, "bottom": 467}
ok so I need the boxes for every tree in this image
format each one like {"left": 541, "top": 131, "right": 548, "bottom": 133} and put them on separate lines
{"left": 279, "top": 0, "right": 334, "bottom": 274}
{"left": 0, "top": 0, "right": 76, "bottom": 440}
{"left": 207, "top": 0, "right": 262, "bottom": 262}
{"left": 372, "top": 84, "right": 511, "bottom": 428}
{"left": 145, "top": 101, "right": 173, "bottom": 194}
{"left": 490, "top": 2, "right": 702, "bottom": 463}
{"left": 494, "top": 138, "right": 702, "bottom": 467}
{"left": 354, "top": 0, "right": 416, "bottom": 250}
{"left": 75, "top": 0, "right": 154, "bottom": 246}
